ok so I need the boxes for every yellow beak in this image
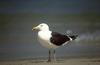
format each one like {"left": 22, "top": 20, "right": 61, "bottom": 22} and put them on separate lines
{"left": 32, "top": 26, "right": 38, "bottom": 31}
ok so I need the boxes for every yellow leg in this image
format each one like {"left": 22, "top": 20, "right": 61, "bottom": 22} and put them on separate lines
{"left": 53, "top": 50, "right": 56, "bottom": 62}
{"left": 48, "top": 49, "right": 51, "bottom": 62}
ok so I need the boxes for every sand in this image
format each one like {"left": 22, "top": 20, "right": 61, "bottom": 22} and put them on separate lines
{"left": 0, "top": 58, "right": 100, "bottom": 65}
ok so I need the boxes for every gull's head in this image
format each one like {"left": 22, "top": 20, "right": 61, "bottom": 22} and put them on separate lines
{"left": 32, "top": 23, "right": 49, "bottom": 31}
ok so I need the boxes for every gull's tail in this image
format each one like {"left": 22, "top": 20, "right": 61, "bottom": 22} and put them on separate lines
{"left": 69, "top": 35, "right": 78, "bottom": 40}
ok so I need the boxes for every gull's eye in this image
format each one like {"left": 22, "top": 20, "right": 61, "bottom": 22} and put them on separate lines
{"left": 40, "top": 25, "right": 43, "bottom": 27}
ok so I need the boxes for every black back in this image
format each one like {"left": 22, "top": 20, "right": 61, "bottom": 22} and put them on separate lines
{"left": 50, "top": 32, "right": 70, "bottom": 46}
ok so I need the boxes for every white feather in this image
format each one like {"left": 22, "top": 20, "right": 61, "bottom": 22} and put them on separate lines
{"left": 38, "top": 30, "right": 58, "bottom": 49}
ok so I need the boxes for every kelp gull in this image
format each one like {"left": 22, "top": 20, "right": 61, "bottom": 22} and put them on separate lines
{"left": 32, "top": 23, "right": 77, "bottom": 62}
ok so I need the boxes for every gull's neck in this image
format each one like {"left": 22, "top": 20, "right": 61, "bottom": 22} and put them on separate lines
{"left": 38, "top": 29, "right": 51, "bottom": 35}
{"left": 40, "top": 29, "right": 50, "bottom": 32}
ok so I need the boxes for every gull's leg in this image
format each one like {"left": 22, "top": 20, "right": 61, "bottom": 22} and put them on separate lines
{"left": 48, "top": 49, "right": 51, "bottom": 62}
{"left": 53, "top": 49, "right": 56, "bottom": 62}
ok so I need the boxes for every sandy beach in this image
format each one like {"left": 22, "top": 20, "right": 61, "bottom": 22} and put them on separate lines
{"left": 0, "top": 58, "right": 100, "bottom": 65}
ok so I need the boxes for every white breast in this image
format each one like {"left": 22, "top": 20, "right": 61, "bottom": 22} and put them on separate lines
{"left": 38, "top": 31, "right": 58, "bottom": 49}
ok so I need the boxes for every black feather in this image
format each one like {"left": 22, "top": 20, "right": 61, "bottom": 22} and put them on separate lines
{"left": 69, "top": 35, "right": 78, "bottom": 40}
{"left": 50, "top": 32, "right": 70, "bottom": 46}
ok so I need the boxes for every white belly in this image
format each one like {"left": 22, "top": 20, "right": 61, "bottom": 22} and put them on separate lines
{"left": 38, "top": 31, "right": 58, "bottom": 49}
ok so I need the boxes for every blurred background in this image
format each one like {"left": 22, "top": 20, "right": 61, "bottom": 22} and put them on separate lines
{"left": 0, "top": 0, "right": 100, "bottom": 60}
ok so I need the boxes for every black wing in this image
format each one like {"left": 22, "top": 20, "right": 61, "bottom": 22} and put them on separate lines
{"left": 50, "top": 32, "right": 70, "bottom": 46}
{"left": 69, "top": 35, "right": 78, "bottom": 40}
